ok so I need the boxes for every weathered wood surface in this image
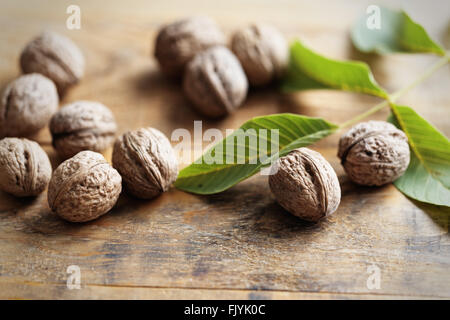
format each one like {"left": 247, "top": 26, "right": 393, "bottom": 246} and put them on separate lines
{"left": 0, "top": 0, "right": 449, "bottom": 299}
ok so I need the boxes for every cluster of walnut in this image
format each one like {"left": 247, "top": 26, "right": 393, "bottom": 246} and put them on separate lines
{"left": 1, "top": 31, "right": 85, "bottom": 141}
{"left": 0, "top": 21, "right": 412, "bottom": 225}
{"left": 0, "top": 31, "right": 179, "bottom": 223}
{"left": 47, "top": 132, "right": 178, "bottom": 223}
{"left": 154, "top": 16, "right": 289, "bottom": 118}
{"left": 0, "top": 129, "right": 178, "bottom": 223}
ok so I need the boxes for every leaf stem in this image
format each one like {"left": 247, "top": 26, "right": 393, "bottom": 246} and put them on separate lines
{"left": 339, "top": 54, "right": 450, "bottom": 129}
{"left": 339, "top": 100, "right": 389, "bottom": 129}
{"left": 390, "top": 53, "right": 450, "bottom": 101}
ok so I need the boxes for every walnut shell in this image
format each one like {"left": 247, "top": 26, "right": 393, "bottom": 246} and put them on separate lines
{"left": 112, "top": 127, "right": 178, "bottom": 199}
{"left": 48, "top": 151, "right": 122, "bottom": 222}
{"left": 0, "top": 137, "right": 52, "bottom": 197}
{"left": 0, "top": 74, "right": 58, "bottom": 138}
{"left": 154, "top": 16, "right": 226, "bottom": 77}
{"left": 20, "top": 31, "right": 84, "bottom": 94}
{"left": 231, "top": 23, "right": 288, "bottom": 86}
{"left": 183, "top": 46, "right": 248, "bottom": 118}
{"left": 338, "top": 121, "right": 410, "bottom": 186}
{"left": 50, "top": 101, "right": 117, "bottom": 159}
{"left": 269, "top": 148, "right": 341, "bottom": 222}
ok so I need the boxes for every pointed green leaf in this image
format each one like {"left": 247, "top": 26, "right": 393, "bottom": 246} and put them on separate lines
{"left": 388, "top": 104, "right": 450, "bottom": 206}
{"left": 282, "top": 40, "right": 388, "bottom": 98}
{"left": 175, "top": 113, "right": 338, "bottom": 195}
{"left": 352, "top": 6, "right": 445, "bottom": 56}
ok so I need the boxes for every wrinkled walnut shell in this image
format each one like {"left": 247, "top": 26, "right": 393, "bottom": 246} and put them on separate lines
{"left": 231, "top": 23, "right": 288, "bottom": 86}
{"left": 154, "top": 16, "right": 226, "bottom": 77}
{"left": 0, "top": 137, "right": 52, "bottom": 197}
{"left": 112, "top": 127, "right": 178, "bottom": 199}
{"left": 50, "top": 101, "right": 117, "bottom": 159}
{"left": 183, "top": 46, "right": 248, "bottom": 118}
{"left": 20, "top": 31, "right": 84, "bottom": 94}
{"left": 0, "top": 73, "right": 58, "bottom": 138}
{"left": 269, "top": 148, "right": 341, "bottom": 222}
{"left": 338, "top": 121, "right": 410, "bottom": 186}
{"left": 48, "top": 151, "right": 122, "bottom": 222}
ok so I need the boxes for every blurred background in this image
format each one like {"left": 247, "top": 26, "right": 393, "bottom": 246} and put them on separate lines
{"left": 1, "top": 1, "right": 448, "bottom": 143}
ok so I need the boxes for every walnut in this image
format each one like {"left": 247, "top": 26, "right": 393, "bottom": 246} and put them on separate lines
{"left": 20, "top": 31, "right": 84, "bottom": 94}
{"left": 50, "top": 101, "right": 117, "bottom": 159}
{"left": 0, "top": 137, "right": 52, "bottom": 197}
{"left": 269, "top": 148, "right": 341, "bottom": 222}
{"left": 231, "top": 23, "right": 288, "bottom": 86}
{"left": 154, "top": 16, "right": 226, "bottom": 77}
{"left": 338, "top": 121, "right": 410, "bottom": 186}
{"left": 47, "top": 151, "right": 122, "bottom": 222}
{"left": 0, "top": 74, "right": 58, "bottom": 138}
{"left": 183, "top": 46, "right": 248, "bottom": 118}
{"left": 112, "top": 127, "right": 178, "bottom": 199}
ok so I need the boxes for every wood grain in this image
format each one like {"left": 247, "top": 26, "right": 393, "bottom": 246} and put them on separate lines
{"left": 0, "top": 0, "right": 449, "bottom": 299}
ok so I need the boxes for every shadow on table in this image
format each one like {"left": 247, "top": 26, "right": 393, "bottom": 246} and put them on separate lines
{"left": 133, "top": 68, "right": 235, "bottom": 132}
{"left": 14, "top": 192, "right": 83, "bottom": 234}
{"left": 0, "top": 190, "right": 36, "bottom": 214}
{"left": 193, "top": 176, "right": 325, "bottom": 239}
{"left": 407, "top": 197, "right": 449, "bottom": 231}
{"left": 14, "top": 191, "right": 148, "bottom": 235}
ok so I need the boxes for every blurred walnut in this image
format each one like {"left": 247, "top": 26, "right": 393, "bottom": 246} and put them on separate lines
{"left": 48, "top": 151, "right": 122, "bottom": 222}
{"left": 183, "top": 46, "right": 248, "bottom": 118}
{"left": 0, "top": 137, "right": 52, "bottom": 197}
{"left": 154, "top": 16, "right": 226, "bottom": 77}
{"left": 0, "top": 74, "right": 58, "bottom": 138}
{"left": 231, "top": 23, "right": 288, "bottom": 86}
{"left": 50, "top": 101, "right": 117, "bottom": 159}
{"left": 338, "top": 121, "right": 410, "bottom": 186}
{"left": 20, "top": 31, "right": 84, "bottom": 94}
{"left": 269, "top": 148, "right": 341, "bottom": 222}
{"left": 112, "top": 127, "right": 178, "bottom": 199}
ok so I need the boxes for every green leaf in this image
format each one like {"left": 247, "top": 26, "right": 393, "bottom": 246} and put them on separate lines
{"left": 175, "top": 113, "right": 338, "bottom": 195}
{"left": 282, "top": 40, "right": 388, "bottom": 98}
{"left": 388, "top": 104, "right": 450, "bottom": 206}
{"left": 352, "top": 6, "right": 445, "bottom": 56}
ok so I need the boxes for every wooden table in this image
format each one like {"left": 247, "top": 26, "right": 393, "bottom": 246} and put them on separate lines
{"left": 0, "top": 0, "right": 449, "bottom": 299}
